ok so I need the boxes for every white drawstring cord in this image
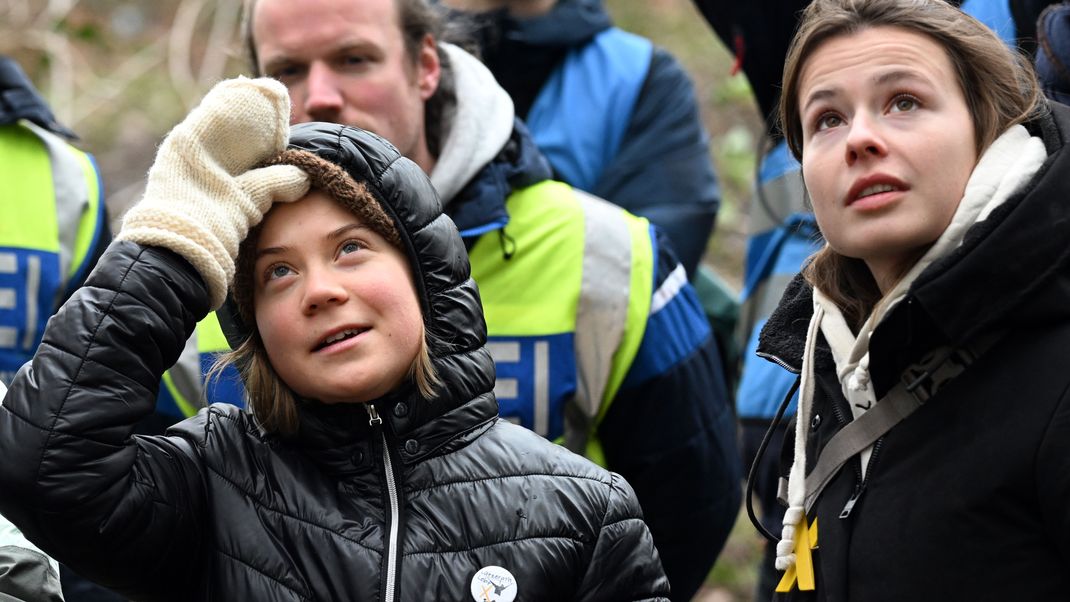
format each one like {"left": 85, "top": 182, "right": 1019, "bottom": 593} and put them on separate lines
{"left": 775, "top": 299, "right": 824, "bottom": 571}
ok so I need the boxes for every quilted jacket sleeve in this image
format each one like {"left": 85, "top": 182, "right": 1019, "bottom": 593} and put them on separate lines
{"left": 575, "top": 473, "right": 671, "bottom": 602}
{"left": 0, "top": 241, "right": 211, "bottom": 600}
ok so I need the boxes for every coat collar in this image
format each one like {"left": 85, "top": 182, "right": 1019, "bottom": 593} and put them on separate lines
{"left": 293, "top": 390, "right": 498, "bottom": 474}
{"left": 446, "top": 119, "right": 553, "bottom": 238}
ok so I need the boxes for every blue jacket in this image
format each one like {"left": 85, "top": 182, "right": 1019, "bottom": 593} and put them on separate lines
{"left": 462, "top": 0, "right": 720, "bottom": 276}
{"left": 447, "top": 120, "right": 741, "bottom": 601}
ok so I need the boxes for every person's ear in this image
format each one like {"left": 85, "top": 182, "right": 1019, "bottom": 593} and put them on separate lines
{"left": 416, "top": 34, "right": 441, "bottom": 101}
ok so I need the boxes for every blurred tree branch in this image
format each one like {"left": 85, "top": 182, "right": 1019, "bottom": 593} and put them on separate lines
{"left": 0, "top": 0, "right": 243, "bottom": 129}
{"left": 0, "top": 0, "right": 245, "bottom": 220}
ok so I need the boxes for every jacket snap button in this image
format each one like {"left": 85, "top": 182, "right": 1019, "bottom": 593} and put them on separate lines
{"left": 393, "top": 403, "right": 409, "bottom": 418}
{"left": 351, "top": 448, "right": 365, "bottom": 465}
{"left": 404, "top": 439, "right": 419, "bottom": 454}
{"left": 810, "top": 414, "right": 822, "bottom": 431}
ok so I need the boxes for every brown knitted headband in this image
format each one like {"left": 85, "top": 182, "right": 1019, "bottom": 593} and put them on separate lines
{"left": 231, "top": 149, "right": 402, "bottom": 325}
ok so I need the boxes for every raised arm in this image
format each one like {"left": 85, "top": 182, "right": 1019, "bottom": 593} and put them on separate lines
{"left": 0, "top": 78, "right": 307, "bottom": 600}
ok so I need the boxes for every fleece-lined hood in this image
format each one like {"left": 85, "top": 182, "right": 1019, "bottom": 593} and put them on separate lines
{"left": 429, "top": 43, "right": 514, "bottom": 205}
{"left": 231, "top": 122, "right": 499, "bottom": 451}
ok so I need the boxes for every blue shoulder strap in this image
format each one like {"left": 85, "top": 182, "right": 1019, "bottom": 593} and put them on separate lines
{"left": 961, "top": 0, "right": 1017, "bottom": 47}
{"left": 525, "top": 28, "right": 652, "bottom": 191}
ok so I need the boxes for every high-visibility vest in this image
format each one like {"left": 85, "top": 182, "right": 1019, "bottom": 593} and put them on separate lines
{"left": 157, "top": 310, "right": 244, "bottom": 419}
{"left": 0, "top": 121, "right": 104, "bottom": 385}
{"left": 469, "top": 180, "right": 652, "bottom": 456}
{"left": 162, "top": 181, "right": 655, "bottom": 459}
{"left": 736, "top": 140, "right": 820, "bottom": 420}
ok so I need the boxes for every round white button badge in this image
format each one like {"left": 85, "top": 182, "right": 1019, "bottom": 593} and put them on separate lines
{"left": 470, "top": 565, "right": 518, "bottom": 602}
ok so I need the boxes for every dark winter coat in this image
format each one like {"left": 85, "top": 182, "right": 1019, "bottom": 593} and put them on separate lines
{"left": 759, "top": 102, "right": 1070, "bottom": 601}
{"left": 0, "top": 124, "right": 669, "bottom": 601}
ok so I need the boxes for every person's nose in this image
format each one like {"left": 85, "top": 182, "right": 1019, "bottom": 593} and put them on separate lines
{"left": 303, "top": 62, "right": 343, "bottom": 124}
{"left": 302, "top": 267, "right": 348, "bottom": 314}
{"left": 844, "top": 112, "right": 888, "bottom": 166}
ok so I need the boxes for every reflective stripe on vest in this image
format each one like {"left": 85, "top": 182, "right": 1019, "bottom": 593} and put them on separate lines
{"left": 737, "top": 141, "right": 820, "bottom": 419}
{"left": 0, "top": 122, "right": 100, "bottom": 384}
{"left": 23, "top": 121, "right": 103, "bottom": 289}
{"left": 159, "top": 311, "right": 239, "bottom": 418}
{"left": 469, "top": 180, "right": 652, "bottom": 450}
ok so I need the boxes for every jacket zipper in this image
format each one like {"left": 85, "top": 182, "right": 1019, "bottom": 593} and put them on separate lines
{"left": 755, "top": 351, "right": 802, "bottom": 375}
{"left": 820, "top": 386, "right": 882, "bottom": 520}
{"left": 840, "top": 437, "right": 885, "bottom": 519}
{"left": 763, "top": 326, "right": 892, "bottom": 518}
{"left": 366, "top": 403, "right": 400, "bottom": 602}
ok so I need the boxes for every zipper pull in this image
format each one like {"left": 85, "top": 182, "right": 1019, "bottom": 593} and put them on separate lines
{"left": 365, "top": 403, "right": 383, "bottom": 427}
{"left": 840, "top": 486, "right": 865, "bottom": 519}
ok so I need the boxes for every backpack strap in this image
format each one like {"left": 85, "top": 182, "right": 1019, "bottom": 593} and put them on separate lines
{"left": 801, "top": 333, "right": 1000, "bottom": 512}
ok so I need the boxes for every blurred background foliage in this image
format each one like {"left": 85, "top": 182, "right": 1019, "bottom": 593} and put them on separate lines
{"left": 3, "top": 0, "right": 768, "bottom": 598}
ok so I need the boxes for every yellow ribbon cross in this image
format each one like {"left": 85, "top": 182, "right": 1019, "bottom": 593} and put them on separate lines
{"left": 776, "top": 516, "right": 819, "bottom": 592}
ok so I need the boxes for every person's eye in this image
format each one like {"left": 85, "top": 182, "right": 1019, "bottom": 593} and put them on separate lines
{"left": 890, "top": 94, "right": 920, "bottom": 113}
{"left": 340, "top": 54, "right": 369, "bottom": 70}
{"left": 265, "top": 264, "right": 294, "bottom": 282}
{"left": 267, "top": 64, "right": 304, "bottom": 83}
{"left": 339, "top": 240, "right": 366, "bottom": 257}
{"left": 815, "top": 112, "right": 843, "bottom": 131}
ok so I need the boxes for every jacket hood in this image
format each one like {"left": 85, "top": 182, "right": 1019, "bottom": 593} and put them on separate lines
{"left": 759, "top": 101, "right": 1070, "bottom": 396}
{"left": 429, "top": 42, "right": 554, "bottom": 238}
{"left": 225, "top": 123, "right": 496, "bottom": 449}
{"left": 447, "top": 119, "right": 553, "bottom": 237}
{"left": 430, "top": 43, "right": 515, "bottom": 205}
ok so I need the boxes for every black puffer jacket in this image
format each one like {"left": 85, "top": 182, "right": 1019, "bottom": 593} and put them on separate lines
{"left": 0, "top": 124, "right": 669, "bottom": 601}
{"left": 760, "top": 103, "right": 1070, "bottom": 600}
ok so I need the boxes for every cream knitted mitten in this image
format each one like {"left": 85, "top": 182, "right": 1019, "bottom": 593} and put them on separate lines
{"left": 117, "top": 77, "right": 309, "bottom": 308}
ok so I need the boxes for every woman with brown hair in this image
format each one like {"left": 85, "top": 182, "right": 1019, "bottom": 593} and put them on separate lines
{"left": 0, "top": 78, "right": 669, "bottom": 601}
{"left": 755, "top": 0, "right": 1070, "bottom": 598}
